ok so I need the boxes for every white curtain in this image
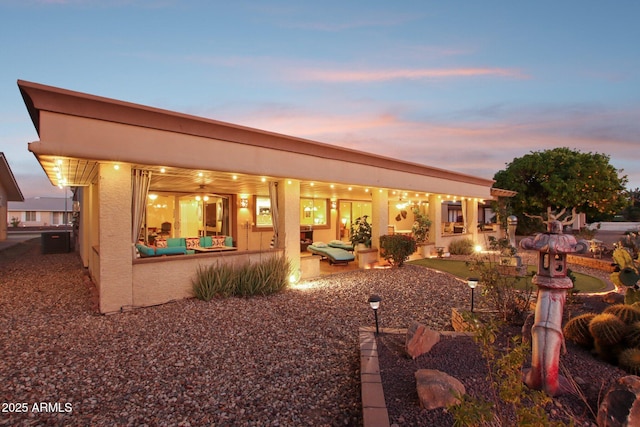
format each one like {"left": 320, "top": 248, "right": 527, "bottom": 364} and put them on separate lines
{"left": 132, "top": 169, "right": 152, "bottom": 259}
{"left": 461, "top": 198, "right": 468, "bottom": 233}
{"left": 269, "top": 181, "right": 279, "bottom": 248}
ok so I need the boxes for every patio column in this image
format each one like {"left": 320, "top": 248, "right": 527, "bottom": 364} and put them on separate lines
{"left": 371, "top": 189, "right": 388, "bottom": 253}
{"left": 279, "top": 179, "right": 300, "bottom": 279}
{"left": 98, "top": 162, "right": 134, "bottom": 313}
{"left": 429, "top": 194, "right": 443, "bottom": 248}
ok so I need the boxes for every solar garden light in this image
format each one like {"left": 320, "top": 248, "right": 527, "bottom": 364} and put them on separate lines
{"left": 467, "top": 278, "right": 478, "bottom": 313}
{"left": 368, "top": 294, "right": 382, "bottom": 335}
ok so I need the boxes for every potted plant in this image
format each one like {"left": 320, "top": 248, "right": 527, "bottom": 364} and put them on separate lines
{"left": 411, "top": 208, "right": 432, "bottom": 256}
{"left": 350, "top": 215, "right": 372, "bottom": 249}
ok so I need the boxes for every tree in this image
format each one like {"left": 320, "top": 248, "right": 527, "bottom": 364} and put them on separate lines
{"left": 493, "top": 148, "right": 628, "bottom": 232}
{"left": 621, "top": 188, "right": 640, "bottom": 221}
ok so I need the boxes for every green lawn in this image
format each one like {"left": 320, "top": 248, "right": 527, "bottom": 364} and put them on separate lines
{"left": 408, "top": 258, "right": 607, "bottom": 293}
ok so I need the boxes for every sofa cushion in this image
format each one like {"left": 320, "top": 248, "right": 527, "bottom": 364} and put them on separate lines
{"left": 200, "top": 236, "right": 213, "bottom": 248}
{"left": 136, "top": 243, "right": 156, "bottom": 257}
{"left": 167, "top": 238, "right": 186, "bottom": 248}
{"left": 156, "top": 239, "right": 167, "bottom": 248}
{"left": 185, "top": 237, "right": 200, "bottom": 249}
{"left": 224, "top": 236, "right": 233, "bottom": 247}
{"left": 156, "top": 246, "right": 187, "bottom": 256}
{"left": 212, "top": 236, "right": 226, "bottom": 247}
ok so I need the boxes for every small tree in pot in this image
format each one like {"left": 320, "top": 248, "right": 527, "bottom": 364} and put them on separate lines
{"left": 350, "top": 215, "right": 372, "bottom": 248}
{"left": 411, "top": 208, "right": 431, "bottom": 244}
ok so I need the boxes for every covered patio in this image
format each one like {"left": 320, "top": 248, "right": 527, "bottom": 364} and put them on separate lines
{"left": 18, "top": 80, "right": 502, "bottom": 313}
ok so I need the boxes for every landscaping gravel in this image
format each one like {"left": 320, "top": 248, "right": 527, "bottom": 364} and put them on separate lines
{"left": 1, "top": 240, "right": 473, "bottom": 427}
{"left": 0, "top": 240, "right": 625, "bottom": 426}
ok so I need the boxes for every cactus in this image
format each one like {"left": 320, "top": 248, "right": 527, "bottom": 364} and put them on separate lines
{"left": 625, "top": 321, "right": 640, "bottom": 349}
{"left": 563, "top": 313, "right": 596, "bottom": 348}
{"left": 604, "top": 304, "right": 640, "bottom": 325}
{"left": 589, "top": 313, "right": 626, "bottom": 346}
{"left": 625, "top": 288, "right": 640, "bottom": 305}
{"left": 618, "top": 348, "right": 640, "bottom": 375}
{"left": 593, "top": 340, "right": 624, "bottom": 364}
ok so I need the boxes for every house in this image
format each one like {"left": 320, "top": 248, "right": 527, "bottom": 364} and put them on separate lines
{"left": 8, "top": 196, "right": 74, "bottom": 228}
{"left": 18, "top": 80, "right": 508, "bottom": 314}
{"left": 0, "top": 153, "right": 25, "bottom": 241}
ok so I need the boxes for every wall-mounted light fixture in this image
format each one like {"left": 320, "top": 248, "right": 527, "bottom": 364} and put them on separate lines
{"left": 240, "top": 197, "right": 249, "bottom": 208}
{"left": 331, "top": 200, "right": 337, "bottom": 210}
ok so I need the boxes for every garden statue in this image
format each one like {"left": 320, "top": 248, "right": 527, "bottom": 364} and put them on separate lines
{"left": 502, "top": 215, "right": 525, "bottom": 275}
{"left": 520, "top": 216, "right": 588, "bottom": 396}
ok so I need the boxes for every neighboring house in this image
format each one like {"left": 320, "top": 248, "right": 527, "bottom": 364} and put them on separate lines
{"left": 8, "top": 196, "right": 73, "bottom": 228}
{"left": 0, "top": 153, "right": 25, "bottom": 241}
{"left": 18, "top": 80, "right": 511, "bottom": 314}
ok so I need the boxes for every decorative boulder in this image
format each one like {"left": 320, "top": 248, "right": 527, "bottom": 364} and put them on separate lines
{"left": 405, "top": 321, "right": 440, "bottom": 359}
{"left": 597, "top": 375, "right": 640, "bottom": 427}
{"left": 603, "top": 292, "right": 625, "bottom": 305}
{"left": 415, "top": 369, "right": 465, "bottom": 410}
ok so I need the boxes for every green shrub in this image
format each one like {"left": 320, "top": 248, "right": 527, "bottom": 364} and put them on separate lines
{"left": 563, "top": 313, "right": 596, "bottom": 348}
{"left": 192, "top": 256, "right": 290, "bottom": 300}
{"left": 449, "top": 238, "right": 475, "bottom": 255}
{"left": 466, "top": 241, "right": 533, "bottom": 324}
{"left": 379, "top": 234, "right": 416, "bottom": 267}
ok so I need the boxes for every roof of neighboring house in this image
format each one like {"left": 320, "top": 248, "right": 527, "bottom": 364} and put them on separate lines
{"left": 8, "top": 196, "right": 72, "bottom": 212}
{"left": 0, "top": 153, "right": 24, "bottom": 202}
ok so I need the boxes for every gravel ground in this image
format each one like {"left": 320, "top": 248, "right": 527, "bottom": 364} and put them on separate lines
{"left": 379, "top": 252, "right": 626, "bottom": 427}
{"left": 1, "top": 239, "right": 476, "bottom": 427}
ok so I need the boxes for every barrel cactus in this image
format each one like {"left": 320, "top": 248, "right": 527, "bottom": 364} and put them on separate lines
{"left": 604, "top": 304, "right": 640, "bottom": 325}
{"left": 618, "top": 348, "right": 640, "bottom": 375}
{"left": 625, "top": 321, "right": 640, "bottom": 349}
{"left": 563, "top": 313, "right": 596, "bottom": 348}
{"left": 589, "top": 313, "right": 626, "bottom": 346}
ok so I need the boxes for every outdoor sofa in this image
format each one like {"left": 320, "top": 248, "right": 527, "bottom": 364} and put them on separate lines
{"left": 135, "top": 236, "right": 234, "bottom": 257}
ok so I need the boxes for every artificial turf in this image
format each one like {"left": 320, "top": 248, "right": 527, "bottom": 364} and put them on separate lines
{"left": 408, "top": 257, "right": 607, "bottom": 293}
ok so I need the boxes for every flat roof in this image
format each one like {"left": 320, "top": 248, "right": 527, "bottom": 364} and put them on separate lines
{"left": 18, "top": 79, "right": 495, "bottom": 188}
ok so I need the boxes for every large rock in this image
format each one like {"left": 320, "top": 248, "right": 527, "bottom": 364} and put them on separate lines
{"left": 597, "top": 375, "right": 640, "bottom": 427}
{"left": 405, "top": 321, "right": 440, "bottom": 359}
{"left": 415, "top": 369, "right": 465, "bottom": 410}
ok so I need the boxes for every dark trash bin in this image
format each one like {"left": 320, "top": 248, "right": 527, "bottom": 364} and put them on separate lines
{"left": 41, "top": 231, "right": 71, "bottom": 254}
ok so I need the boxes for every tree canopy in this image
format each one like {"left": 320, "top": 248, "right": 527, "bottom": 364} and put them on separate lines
{"left": 493, "top": 147, "right": 628, "bottom": 228}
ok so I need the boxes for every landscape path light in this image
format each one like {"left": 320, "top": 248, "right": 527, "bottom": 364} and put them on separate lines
{"left": 368, "top": 294, "right": 382, "bottom": 335}
{"left": 467, "top": 278, "right": 478, "bottom": 313}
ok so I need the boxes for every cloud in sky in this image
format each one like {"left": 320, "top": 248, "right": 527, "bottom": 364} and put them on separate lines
{"left": 2, "top": 0, "right": 639, "bottom": 196}
{"left": 217, "top": 98, "right": 639, "bottom": 188}
{"left": 291, "top": 67, "right": 529, "bottom": 83}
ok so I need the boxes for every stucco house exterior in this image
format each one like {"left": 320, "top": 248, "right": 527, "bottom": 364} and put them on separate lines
{"left": 0, "top": 153, "right": 24, "bottom": 241}
{"left": 18, "top": 80, "right": 507, "bottom": 314}
{"left": 8, "top": 196, "right": 74, "bottom": 228}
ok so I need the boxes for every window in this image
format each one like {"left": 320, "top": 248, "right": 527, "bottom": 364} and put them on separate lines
{"left": 144, "top": 192, "right": 231, "bottom": 241}
{"left": 25, "top": 211, "right": 36, "bottom": 221}
{"left": 52, "top": 212, "right": 62, "bottom": 225}
{"left": 300, "top": 198, "right": 328, "bottom": 227}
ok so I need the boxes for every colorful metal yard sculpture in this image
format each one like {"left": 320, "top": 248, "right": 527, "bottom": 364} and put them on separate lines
{"left": 520, "top": 218, "right": 588, "bottom": 396}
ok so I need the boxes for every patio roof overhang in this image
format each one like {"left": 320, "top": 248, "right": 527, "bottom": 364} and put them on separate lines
{"left": 19, "top": 80, "right": 496, "bottom": 202}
